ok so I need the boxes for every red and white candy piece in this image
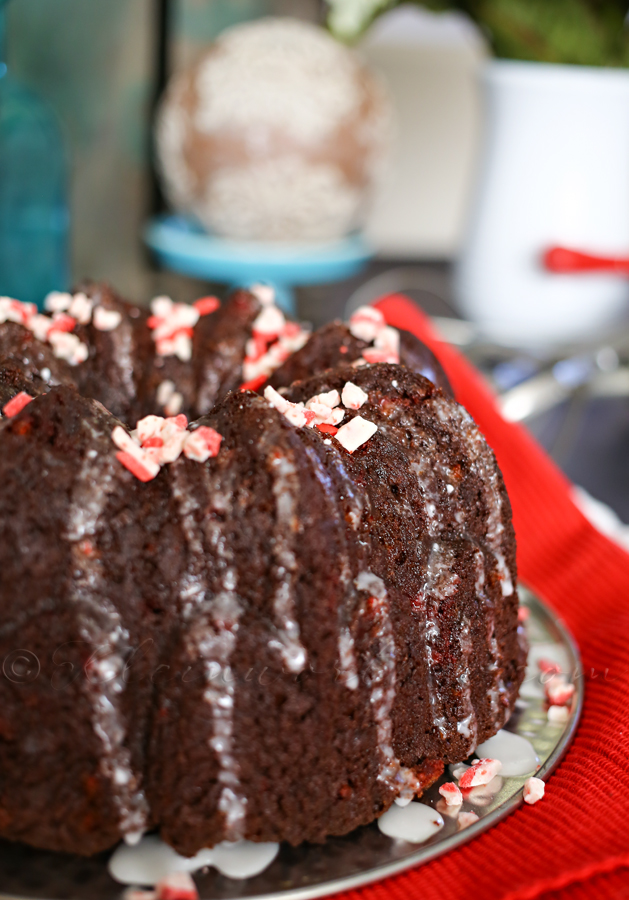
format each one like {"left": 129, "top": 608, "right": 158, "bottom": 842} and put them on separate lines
{"left": 264, "top": 385, "right": 315, "bottom": 428}
{"left": 155, "top": 872, "right": 199, "bottom": 900}
{"left": 2, "top": 391, "right": 34, "bottom": 417}
{"left": 457, "top": 811, "right": 479, "bottom": 831}
{"left": 113, "top": 415, "right": 222, "bottom": 481}
{"left": 252, "top": 304, "right": 285, "bottom": 340}
{"left": 348, "top": 306, "right": 386, "bottom": 343}
{"left": 458, "top": 758, "right": 502, "bottom": 789}
{"left": 249, "top": 283, "right": 275, "bottom": 306}
{"left": 93, "top": 306, "right": 122, "bottom": 331}
{"left": 334, "top": 416, "right": 378, "bottom": 453}
{"left": 523, "top": 776, "right": 545, "bottom": 805}
{"left": 545, "top": 675, "right": 575, "bottom": 706}
{"left": 156, "top": 380, "right": 184, "bottom": 416}
{"left": 341, "top": 381, "right": 368, "bottom": 410}
{"left": 48, "top": 331, "right": 89, "bottom": 365}
{"left": 547, "top": 704, "right": 570, "bottom": 724}
{"left": 538, "top": 658, "right": 561, "bottom": 676}
{"left": 67, "top": 292, "right": 93, "bottom": 325}
{"left": 148, "top": 295, "right": 215, "bottom": 361}
{"left": 438, "top": 782, "right": 463, "bottom": 807}
{"left": 44, "top": 291, "right": 73, "bottom": 313}
{"left": 193, "top": 295, "right": 220, "bottom": 317}
{"left": 183, "top": 426, "right": 222, "bottom": 463}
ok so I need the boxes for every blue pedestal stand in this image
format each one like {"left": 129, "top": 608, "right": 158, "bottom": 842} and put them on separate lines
{"left": 144, "top": 215, "right": 374, "bottom": 315}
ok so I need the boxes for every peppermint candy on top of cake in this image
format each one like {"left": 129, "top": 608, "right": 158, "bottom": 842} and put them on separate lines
{"left": 148, "top": 295, "right": 220, "bottom": 361}
{"left": 240, "top": 287, "right": 310, "bottom": 389}
{"left": 112, "top": 414, "right": 223, "bottom": 481}
{"left": 265, "top": 381, "right": 378, "bottom": 452}
{"left": 348, "top": 306, "right": 400, "bottom": 366}
{"left": 156, "top": 379, "right": 184, "bottom": 416}
{"left": 0, "top": 292, "right": 132, "bottom": 365}
{"left": 2, "top": 391, "right": 34, "bottom": 418}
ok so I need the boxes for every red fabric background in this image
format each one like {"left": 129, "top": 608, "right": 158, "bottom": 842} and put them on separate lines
{"left": 336, "top": 295, "right": 629, "bottom": 900}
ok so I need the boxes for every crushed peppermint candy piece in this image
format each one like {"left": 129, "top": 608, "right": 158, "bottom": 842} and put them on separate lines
{"left": 307, "top": 389, "right": 340, "bottom": 409}
{"left": 156, "top": 379, "right": 176, "bottom": 407}
{"left": 164, "top": 391, "right": 183, "bottom": 416}
{"left": 48, "top": 312, "right": 77, "bottom": 334}
{"left": 374, "top": 325, "right": 400, "bottom": 356}
{"left": 68, "top": 292, "right": 93, "bottom": 324}
{"left": 341, "top": 381, "right": 368, "bottom": 410}
{"left": 547, "top": 704, "right": 570, "bottom": 724}
{"left": 48, "top": 331, "right": 89, "bottom": 365}
{"left": 334, "top": 415, "right": 378, "bottom": 453}
{"left": 147, "top": 294, "right": 216, "bottom": 361}
{"left": 122, "top": 888, "right": 156, "bottom": 900}
{"left": 438, "top": 782, "right": 463, "bottom": 806}
{"left": 518, "top": 606, "right": 530, "bottom": 622}
{"left": 93, "top": 306, "right": 122, "bottom": 331}
{"left": 538, "top": 658, "right": 562, "bottom": 676}
{"left": 155, "top": 871, "right": 199, "bottom": 900}
{"left": 183, "top": 426, "right": 222, "bottom": 462}
{"left": 252, "top": 304, "right": 285, "bottom": 339}
{"left": 193, "top": 295, "right": 220, "bottom": 316}
{"left": 346, "top": 306, "right": 400, "bottom": 366}
{"left": 113, "top": 415, "right": 221, "bottom": 481}
{"left": 240, "top": 374, "right": 268, "bottom": 392}
{"left": 317, "top": 423, "right": 338, "bottom": 435}
{"left": 264, "top": 385, "right": 310, "bottom": 428}
{"left": 304, "top": 389, "right": 344, "bottom": 428}
{"left": 116, "top": 450, "right": 160, "bottom": 482}
{"left": 44, "top": 291, "right": 73, "bottom": 313}
{"left": 457, "top": 811, "right": 480, "bottom": 831}
{"left": 249, "top": 283, "right": 275, "bottom": 306}
{"left": 458, "top": 758, "right": 502, "bottom": 789}
{"left": 348, "top": 305, "right": 386, "bottom": 342}
{"left": 545, "top": 676, "right": 575, "bottom": 706}
{"left": 523, "top": 776, "right": 545, "bottom": 805}
{"left": 264, "top": 385, "right": 290, "bottom": 415}
{"left": 2, "top": 391, "right": 34, "bottom": 417}
{"left": 362, "top": 347, "right": 398, "bottom": 365}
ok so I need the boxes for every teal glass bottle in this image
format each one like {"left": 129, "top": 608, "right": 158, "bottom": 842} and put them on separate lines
{"left": 0, "top": 0, "right": 69, "bottom": 307}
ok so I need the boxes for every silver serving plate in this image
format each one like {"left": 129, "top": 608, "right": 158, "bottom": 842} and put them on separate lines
{"left": 0, "top": 588, "right": 582, "bottom": 900}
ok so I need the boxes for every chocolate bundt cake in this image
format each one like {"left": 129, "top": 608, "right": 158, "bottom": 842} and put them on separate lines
{"left": 0, "top": 286, "right": 524, "bottom": 859}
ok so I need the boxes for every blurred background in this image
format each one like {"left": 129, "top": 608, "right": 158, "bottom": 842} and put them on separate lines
{"left": 3, "top": 0, "right": 629, "bottom": 532}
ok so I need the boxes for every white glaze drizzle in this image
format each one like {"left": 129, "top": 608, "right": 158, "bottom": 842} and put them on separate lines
{"left": 266, "top": 450, "right": 307, "bottom": 674}
{"left": 475, "top": 729, "right": 539, "bottom": 777}
{"left": 302, "top": 441, "right": 358, "bottom": 690}
{"left": 456, "top": 617, "right": 478, "bottom": 749}
{"left": 171, "top": 463, "right": 247, "bottom": 841}
{"left": 377, "top": 406, "right": 476, "bottom": 743}
{"left": 65, "top": 430, "right": 149, "bottom": 842}
{"left": 415, "top": 543, "right": 460, "bottom": 741}
{"left": 432, "top": 396, "right": 514, "bottom": 598}
{"left": 355, "top": 571, "right": 419, "bottom": 802}
{"left": 108, "top": 314, "right": 136, "bottom": 404}
{"left": 377, "top": 801, "right": 444, "bottom": 843}
{"left": 474, "top": 549, "right": 508, "bottom": 724}
{"left": 108, "top": 833, "right": 279, "bottom": 884}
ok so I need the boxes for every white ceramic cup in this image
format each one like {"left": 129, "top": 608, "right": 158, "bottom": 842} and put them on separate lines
{"left": 455, "top": 60, "right": 629, "bottom": 347}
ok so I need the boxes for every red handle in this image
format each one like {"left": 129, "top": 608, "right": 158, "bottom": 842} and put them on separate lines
{"left": 543, "top": 246, "right": 629, "bottom": 275}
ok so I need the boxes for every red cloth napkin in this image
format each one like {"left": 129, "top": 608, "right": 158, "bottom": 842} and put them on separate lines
{"left": 338, "top": 295, "right": 629, "bottom": 900}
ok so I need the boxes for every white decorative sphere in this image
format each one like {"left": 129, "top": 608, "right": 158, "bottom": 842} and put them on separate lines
{"left": 156, "top": 17, "right": 391, "bottom": 242}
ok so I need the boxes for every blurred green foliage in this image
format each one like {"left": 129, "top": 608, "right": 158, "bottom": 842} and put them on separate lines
{"left": 327, "top": 0, "right": 629, "bottom": 66}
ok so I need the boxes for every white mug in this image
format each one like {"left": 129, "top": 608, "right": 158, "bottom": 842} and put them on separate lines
{"left": 455, "top": 60, "right": 629, "bottom": 347}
